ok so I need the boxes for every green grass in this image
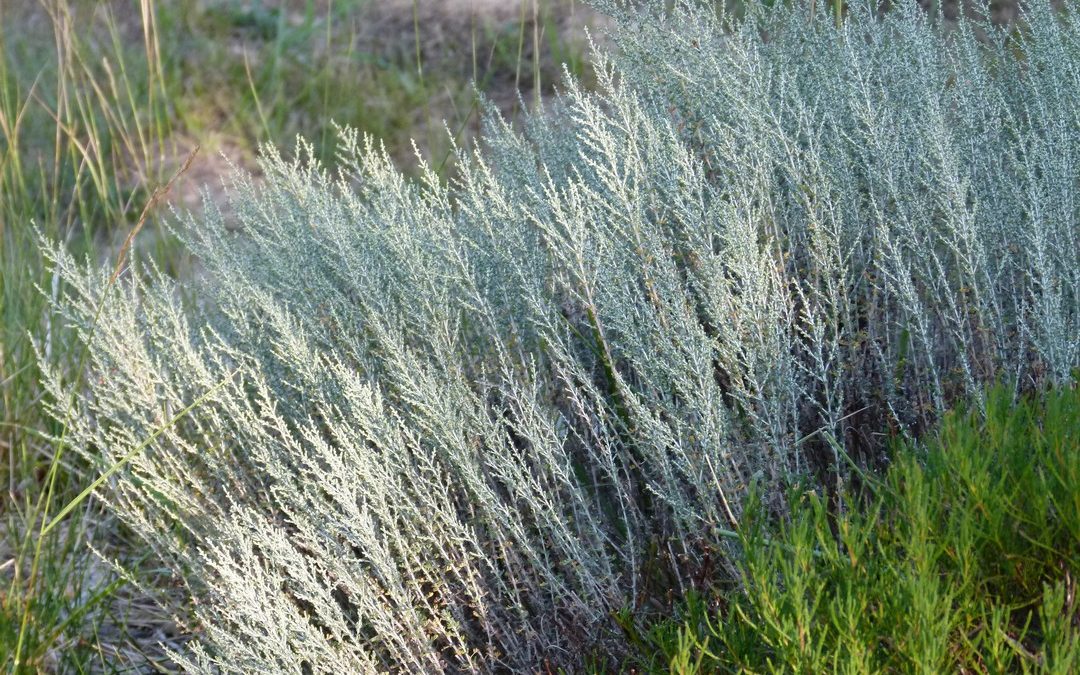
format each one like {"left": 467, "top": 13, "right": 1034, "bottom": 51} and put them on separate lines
{"left": 1, "top": 2, "right": 167, "bottom": 669}
{"left": 1, "top": 1, "right": 587, "bottom": 670}
{"left": 618, "top": 382, "right": 1080, "bottom": 673}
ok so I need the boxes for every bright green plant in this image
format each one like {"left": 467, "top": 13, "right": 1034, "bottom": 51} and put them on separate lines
{"left": 621, "top": 383, "right": 1080, "bottom": 673}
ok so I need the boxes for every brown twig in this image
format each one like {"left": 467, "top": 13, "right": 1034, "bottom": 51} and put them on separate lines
{"left": 110, "top": 144, "right": 199, "bottom": 285}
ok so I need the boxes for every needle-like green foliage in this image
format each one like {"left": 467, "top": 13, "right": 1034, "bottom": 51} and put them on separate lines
{"left": 621, "top": 383, "right": 1080, "bottom": 673}
{"left": 42, "top": 1, "right": 1079, "bottom": 670}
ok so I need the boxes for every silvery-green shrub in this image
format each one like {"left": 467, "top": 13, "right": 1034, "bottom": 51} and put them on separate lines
{"left": 42, "top": 1, "right": 1079, "bottom": 670}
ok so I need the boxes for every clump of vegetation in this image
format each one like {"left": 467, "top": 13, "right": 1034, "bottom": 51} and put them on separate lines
{"left": 23, "top": 0, "right": 1080, "bottom": 671}
{"left": 620, "top": 382, "right": 1080, "bottom": 673}
{"left": 1, "top": 0, "right": 592, "bottom": 670}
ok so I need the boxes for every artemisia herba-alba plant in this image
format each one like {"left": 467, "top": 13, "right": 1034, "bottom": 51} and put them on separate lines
{"left": 41, "top": 0, "right": 1079, "bottom": 670}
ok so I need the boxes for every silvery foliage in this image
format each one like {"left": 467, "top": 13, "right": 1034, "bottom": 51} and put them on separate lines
{"left": 43, "top": 0, "right": 1079, "bottom": 670}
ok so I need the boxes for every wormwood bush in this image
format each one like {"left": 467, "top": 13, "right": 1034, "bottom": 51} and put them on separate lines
{"left": 42, "top": 0, "right": 1079, "bottom": 670}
